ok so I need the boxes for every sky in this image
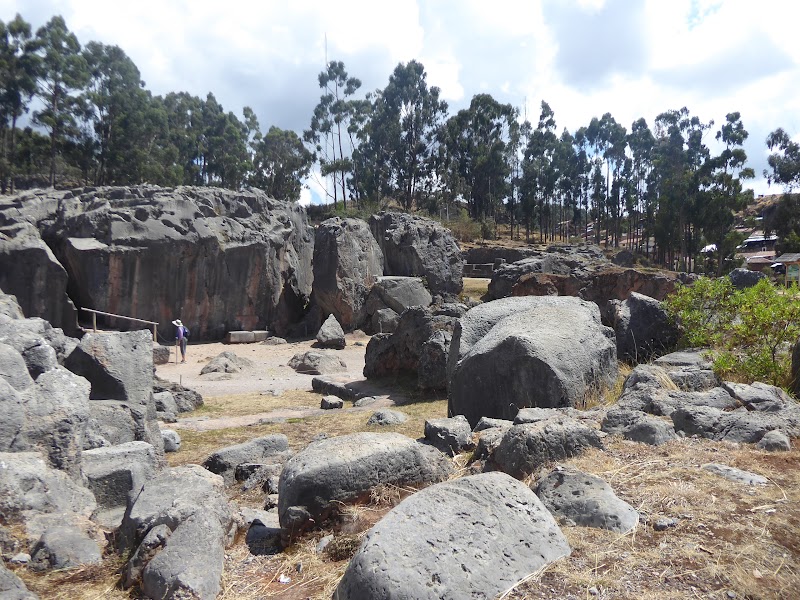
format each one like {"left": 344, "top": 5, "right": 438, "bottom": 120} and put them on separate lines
{"left": 3, "top": 0, "right": 799, "bottom": 205}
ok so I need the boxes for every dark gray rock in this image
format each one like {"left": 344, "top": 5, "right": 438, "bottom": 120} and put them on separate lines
{"left": 370, "top": 307, "right": 399, "bottom": 334}
{"left": 514, "top": 407, "right": 575, "bottom": 424}
{"left": 722, "top": 381, "right": 794, "bottom": 412}
{"left": 161, "top": 429, "right": 181, "bottom": 453}
{"left": 417, "top": 330, "right": 451, "bottom": 391}
{"left": 278, "top": 432, "right": 452, "bottom": 541}
{"left": 472, "top": 426, "right": 511, "bottom": 462}
{"left": 369, "top": 211, "right": 463, "bottom": 298}
{"left": 601, "top": 408, "right": 677, "bottom": 446}
{"left": 366, "top": 276, "right": 432, "bottom": 319}
{"left": 0, "top": 288, "right": 25, "bottom": 319}
{"left": 311, "top": 377, "right": 361, "bottom": 401}
{"left": 288, "top": 350, "right": 347, "bottom": 375}
{"left": 671, "top": 404, "right": 800, "bottom": 443}
{"left": 728, "top": 268, "right": 766, "bottom": 289}
{"left": 702, "top": 463, "right": 768, "bottom": 485}
{"left": 0, "top": 326, "right": 59, "bottom": 380}
{"left": 152, "top": 345, "right": 171, "bottom": 365}
{"left": 617, "top": 386, "right": 739, "bottom": 417}
{"left": 0, "top": 452, "right": 96, "bottom": 523}
{"left": 29, "top": 526, "right": 102, "bottom": 572}
{"left": 261, "top": 336, "right": 288, "bottom": 345}
{"left": 316, "top": 314, "right": 346, "bottom": 349}
{"left": 490, "top": 418, "right": 603, "bottom": 480}
{"left": 141, "top": 511, "right": 226, "bottom": 600}
{"left": 607, "top": 292, "right": 679, "bottom": 362}
{"left": 200, "top": 351, "right": 254, "bottom": 375}
{"left": 80, "top": 441, "right": 159, "bottom": 515}
{"left": 153, "top": 378, "right": 203, "bottom": 413}
{"left": 366, "top": 409, "right": 407, "bottom": 426}
{"left": 535, "top": 468, "right": 639, "bottom": 533}
{"left": 0, "top": 560, "right": 38, "bottom": 599}
{"left": 654, "top": 350, "right": 712, "bottom": 370}
{"left": 474, "top": 417, "right": 513, "bottom": 432}
{"left": 334, "top": 472, "right": 570, "bottom": 600}
{"left": 0, "top": 221, "right": 78, "bottom": 336}
{"left": 666, "top": 368, "right": 719, "bottom": 391}
{"left": 0, "top": 342, "right": 33, "bottom": 391}
{"left": 117, "top": 465, "right": 234, "bottom": 554}
{"left": 756, "top": 430, "right": 791, "bottom": 451}
{"left": 449, "top": 297, "right": 618, "bottom": 427}
{"left": 424, "top": 415, "right": 473, "bottom": 454}
{"left": 123, "top": 524, "right": 170, "bottom": 589}
{"left": 84, "top": 399, "right": 163, "bottom": 454}
{"left": 202, "top": 435, "right": 290, "bottom": 484}
{"left": 312, "top": 217, "right": 384, "bottom": 331}
{"left": 153, "top": 391, "right": 179, "bottom": 415}
{"left": 321, "top": 396, "right": 344, "bottom": 409}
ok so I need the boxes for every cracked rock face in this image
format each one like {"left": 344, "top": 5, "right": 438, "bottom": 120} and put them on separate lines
{"left": 1, "top": 186, "right": 314, "bottom": 340}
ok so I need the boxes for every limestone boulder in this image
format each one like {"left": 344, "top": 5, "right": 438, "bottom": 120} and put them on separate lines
{"left": 448, "top": 297, "right": 618, "bottom": 427}
{"left": 369, "top": 212, "right": 463, "bottom": 298}
{"left": 335, "top": 472, "right": 570, "bottom": 600}
{"left": 312, "top": 217, "right": 384, "bottom": 330}
{"left": 278, "top": 432, "right": 453, "bottom": 541}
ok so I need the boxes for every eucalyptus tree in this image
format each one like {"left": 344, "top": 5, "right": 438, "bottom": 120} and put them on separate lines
{"left": 304, "top": 61, "right": 362, "bottom": 208}
{"left": 521, "top": 101, "right": 559, "bottom": 241}
{"left": 250, "top": 125, "right": 313, "bottom": 201}
{"left": 33, "top": 15, "right": 89, "bottom": 186}
{"left": 440, "top": 93, "right": 517, "bottom": 221}
{"left": 0, "top": 14, "right": 40, "bottom": 193}
{"left": 764, "top": 128, "right": 800, "bottom": 252}
{"left": 628, "top": 118, "right": 655, "bottom": 254}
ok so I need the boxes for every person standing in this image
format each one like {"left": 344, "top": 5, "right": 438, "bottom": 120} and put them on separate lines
{"left": 172, "top": 319, "right": 188, "bottom": 363}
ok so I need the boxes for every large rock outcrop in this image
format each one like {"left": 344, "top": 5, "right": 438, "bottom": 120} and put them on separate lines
{"left": 312, "top": 217, "right": 384, "bottom": 330}
{"left": 369, "top": 212, "right": 463, "bottom": 298}
{"left": 448, "top": 297, "right": 618, "bottom": 427}
{"left": 0, "top": 186, "right": 314, "bottom": 340}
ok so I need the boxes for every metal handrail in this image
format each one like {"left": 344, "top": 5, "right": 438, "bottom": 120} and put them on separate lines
{"left": 80, "top": 308, "right": 158, "bottom": 340}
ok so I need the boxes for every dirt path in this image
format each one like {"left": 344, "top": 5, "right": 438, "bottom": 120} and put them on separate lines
{"left": 156, "top": 331, "right": 404, "bottom": 431}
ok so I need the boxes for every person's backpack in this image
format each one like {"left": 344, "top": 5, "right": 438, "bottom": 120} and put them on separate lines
{"left": 182, "top": 326, "right": 190, "bottom": 339}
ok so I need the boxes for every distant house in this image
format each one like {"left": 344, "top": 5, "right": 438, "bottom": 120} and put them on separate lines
{"left": 774, "top": 253, "right": 800, "bottom": 285}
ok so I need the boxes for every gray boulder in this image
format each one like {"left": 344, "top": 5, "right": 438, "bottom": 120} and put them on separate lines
{"left": 141, "top": 511, "right": 226, "bottom": 600}
{"left": 671, "top": 404, "right": 800, "bottom": 443}
{"left": 756, "top": 430, "right": 791, "bottom": 451}
{"left": 0, "top": 288, "right": 25, "bottom": 319}
{"left": 369, "top": 212, "right": 463, "bottom": 297}
{"left": 321, "top": 396, "right": 344, "bottom": 409}
{"left": 288, "top": 350, "right": 347, "bottom": 375}
{"left": 278, "top": 432, "right": 452, "bottom": 541}
{"left": 474, "top": 417, "right": 513, "bottom": 432}
{"left": 654, "top": 349, "right": 712, "bottom": 370}
{"left": 601, "top": 408, "right": 677, "bottom": 446}
{"left": 316, "top": 314, "right": 346, "bottom": 349}
{"left": 417, "top": 330, "right": 451, "bottom": 391}
{"left": 334, "top": 472, "right": 570, "bottom": 600}
{"left": 153, "top": 378, "right": 203, "bottom": 413}
{"left": 81, "top": 441, "right": 159, "bottom": 520}
{"left": 728, "top": 268, "right": 766, "bottom": 289}
{"left": 0, "top": 452, "right": 96, "bottom": 523}
{"left": 29, "top": 525, "right": 102, "bottom": 572}
{"left": 424, "top": 415, "right": 473, "bottom": 455}
{"left": 370, "top": 307, "right": 400, "bottom": 334}
{"left": 0, "top": 342, "right": 33, "bottom": 391}
{"left": 490, "top": 417, "right": 603, "bottom": 480}
{"left": 364, "top": 276, "right": 433, "bottom": 332}
{"left": 161, "top": 429, "right": 181, "bottom": 452}
{"left": 0, "top": 326, "right": 59, "bottom": 380}
{"left": 472, "top": 426, "right": 511, "bottom": 462}
{"left": 702, "top": 463, "right": 768, "bottom": 485}
{"left": 153, "top": 344, "right": 171, "bottom": 365}
{"left": 202, "top": 435, "right": 290, "bottom": 484}
{"left": 449, "top": 297, "right": 618, "bottom": 427}
{"left": 83, "top": 400, "right": 163, "bottom": 453}
{"left": 722, "top": 381, "right": 794, "bottom": 412}
{"left": 607, "top": 292, "right": 679, "bottom": 362}
{"left": 367, "top": 409, "right": 408, "bottom": 426}
{"left": 312, "top": 217, "right": 384, "bottom": 330}
{"left": 153, "top": 391, "right": 179, "bottom": 415}
{"left": 617, "top": 385, "right": 739, "bottom": 417}
{"left": 0, "top": 560, "right": 38, "bottom": 599}
{"left": 117, "top": 464, "right": 234, "bottom": 556}
{"left": 200, "top": 351, "right": 254, "bottom": 375}
{"left": 535, "top": 468, "right": 639, "bottom": 533}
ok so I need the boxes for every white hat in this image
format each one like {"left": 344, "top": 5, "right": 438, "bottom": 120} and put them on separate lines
{"left": 172, "top": 319, "right": 183, "bottom": 327}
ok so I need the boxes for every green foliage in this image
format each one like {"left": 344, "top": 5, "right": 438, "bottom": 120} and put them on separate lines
{"left": 444, "top": 208, "right": 481, "bottom": 243}
{"left": 665, "top": 277, "right": 800, "bottom": 387}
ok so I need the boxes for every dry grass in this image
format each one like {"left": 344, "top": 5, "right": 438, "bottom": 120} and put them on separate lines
{"left": 461, "top": 276, "right": 490, "bottom": 301}
{"left": 187, "top": 389, "right": 321, "bottom": 419}
{"left": 16, "top": 554, "right": 129, "bottom": 600}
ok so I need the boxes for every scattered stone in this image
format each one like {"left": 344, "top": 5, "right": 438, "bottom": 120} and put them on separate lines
{"left": 316, "top": 314, "right": 346, "bottom": 349}
{"left": 311, "top": 377, "right": 360, "bottom": 401}
{"left": 366, "top": 409, "right": 407, "bottom": 426}
{"left": 261, "top": 336, "right": 288, "bottom": 345}
{"left": 200, "top": 351, "right": 254, "bottom": 375}
{"left": 335, "top": 472, "right": 570, "bottom": 600}
{"left": 728, "top": 268, "right": 766, "bottom": 289}
{"left": 424, "top": 415, "right": 473, "bottom": 454}
{"left": 417, "top": 330, "right": 451, "bottom": 391}
{"left": 653, "top": 517, "right": 678, "bottom": 531}
{"left": 153, "top": 378, "right": 204, "bottom": 412}
{"left": 601, "top": 408, "right": 677, "bottom": 446}
{"left": 534, "top": 468, "right": 639, "bottom": 534}
{"left": 0, "top": 559, "right": 37, "bottom": 599}
{"left": 756, "top": 430, "right": 791, "bottom": 452}
{"left": 473, "top": 417, "right": 513, "bottom": 432}
{"left": 278, "top": 432, "right": 452, "bottom": 541}
{"left": 671, "top": 404, "right": 800, "bottom": 443}
{"left": 316, "top": 534, "right": 333, "bottom": 554}
{"left": 288, "top": 351, "right": 347, "bottom": 375}
{"left": 353, "top": 396, "right": 382, "bottom": 407}
{"left": 320, "top": 396, "right": 344, "bottom": 410}
{"left": 202, "top": 435, "right": 290, "bottom": 484}
{"left": 654, "top": 350, "right": 712, "bottom": 370}
{"left": 514, "top": 407, "right": 571, "bottom": 425}
{"left": 722, "top": 381, "right": 794, "bottom": 412}
{"left": 607, "top": 292, "right": 679, "bottom": 362}
{"left": 29, "top": 526, "right": 102, "bottom": 572}
{"left": 472, "top": 426, "right": 512, "bottom": 462}
{"left": 152, "top": 344, "right": 171, "bottom": 365}
{"left": 702, "top": 463, "right": 769, "bottom": 486}
{"left": 161, "top": 429, "right": 181, "bottom": 453}
{"left": 490, "top": 417, "right": 603, "bottom": 480}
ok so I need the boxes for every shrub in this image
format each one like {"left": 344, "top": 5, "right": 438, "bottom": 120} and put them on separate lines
{"left": 665, "top": 277, "right": 800, "bottom": 388}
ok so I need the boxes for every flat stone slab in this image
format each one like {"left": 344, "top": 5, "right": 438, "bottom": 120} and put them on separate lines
{"left": 702, "top": 463, "right": 769, "bottom": 486}
{"left": 225, "top": 331, "right": 256, "bottom": 344}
